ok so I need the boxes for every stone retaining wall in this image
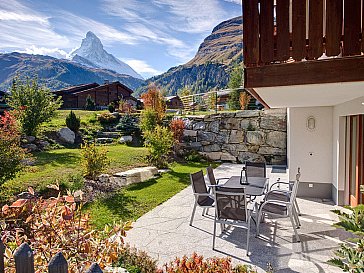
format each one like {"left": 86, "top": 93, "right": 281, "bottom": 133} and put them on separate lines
{"left": 182, "top": 109, "right": 287, "bottom": 165}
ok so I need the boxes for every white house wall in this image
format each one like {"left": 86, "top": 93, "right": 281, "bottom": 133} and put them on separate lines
{"left": 288, "top": 107, "right": 333, "bottom": 199}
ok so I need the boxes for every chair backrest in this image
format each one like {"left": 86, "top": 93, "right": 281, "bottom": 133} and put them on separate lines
{"left": 245, "top": 161, "right": 266, "bottom": 181}
{"left": 289, "top": 167, "right": 301, "bottom": 205}
{"left": 206, "top": 166, "right": 217, "bottom": 185}
{"left": 190, "top": 170, "right": 208, "bottom": 194}
{"left": 214, "top": 188, "right": 248, "bottom": 222}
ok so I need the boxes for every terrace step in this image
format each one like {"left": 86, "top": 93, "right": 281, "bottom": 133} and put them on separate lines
{"left": 97, "top": 131, "right": 121, "bottom": 139}
{"left": 113, "top": 167, "right": 158, "bottom": 186}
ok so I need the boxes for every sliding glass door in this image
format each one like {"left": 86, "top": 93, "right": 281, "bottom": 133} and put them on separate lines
{"left": 347, "top": 115, "right": 364, "bottom": 206}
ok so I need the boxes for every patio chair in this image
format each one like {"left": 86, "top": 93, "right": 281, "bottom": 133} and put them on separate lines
{"left": 190, "top": 170, "right": 214, "bottom": 226}
{"left": 213, "top": 187, "right": 253, "bottom": 256}
{"left": 256, "top": 169, "right": 301, "bottom": 242}
{"left": 268, "top": 167, "right": 302, "bottom": 217}
{"left": 206, "top": 165, "right": 229, "bottom": 188}
{"left": 244, "top": 161, "right": 266, "bottom": 181}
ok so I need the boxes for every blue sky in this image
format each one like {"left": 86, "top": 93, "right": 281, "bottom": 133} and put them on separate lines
{"left": 0, "top": 0, "right": 242, "bottom": 78}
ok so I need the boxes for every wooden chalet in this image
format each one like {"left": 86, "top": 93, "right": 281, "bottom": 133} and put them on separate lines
{"left": 242, "top": 0, "right": 364, "bottom": 205}
{"left": 165, "top": 96, "right": 183, "bottom": 109}
{"left": 54, "top": 81, "right": 136, "bottom": 109}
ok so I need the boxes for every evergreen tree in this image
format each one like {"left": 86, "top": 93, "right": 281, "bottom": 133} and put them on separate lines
{"left": 85, "top": 95, "right": 96, "bottom": 111}
{"left": 227, "top": 64, "right": 243, "bottom": 110}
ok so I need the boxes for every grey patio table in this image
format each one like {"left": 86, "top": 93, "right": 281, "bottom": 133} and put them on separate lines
{"left": 219, "top": 176, "right": 268, "bottom": 197}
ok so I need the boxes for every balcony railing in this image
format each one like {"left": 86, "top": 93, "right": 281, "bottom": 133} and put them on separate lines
{"left": 243, "top": 0, "right": 364, "bottom": 68}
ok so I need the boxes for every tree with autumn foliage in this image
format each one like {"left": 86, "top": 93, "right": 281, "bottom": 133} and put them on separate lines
{"left": 0, "top": 111, "right": 28, "bottom": 185}
{"left": 140, "top": 83, "right": 166, "bottom": 123}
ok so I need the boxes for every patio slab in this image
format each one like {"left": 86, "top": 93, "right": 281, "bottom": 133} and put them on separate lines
{"left": 125, "top": 163, "right": 351, "bottom": 272}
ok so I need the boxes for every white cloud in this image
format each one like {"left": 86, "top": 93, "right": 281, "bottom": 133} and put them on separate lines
{"left": 224, "top": 0, "right": 242, "bottom": 5}
{"left": 52, "top": 11, "right": 138, "bottom": 46}
{"left": 152, "top": 0, "right": 228, "bottom": 33}
{"left": 0, "top": 0, "right": 70, "bottom": 50}
{"left": 122, "top": 59, "right": 163, "bottom": 76}
{"left": 21, "top": 46, "right": 69, "bottom": 59}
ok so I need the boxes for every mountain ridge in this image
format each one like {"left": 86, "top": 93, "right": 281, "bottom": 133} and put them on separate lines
{"left": 138, "top": 16, "right": 243, "bottom": 96}
{"left": 0, "top": 52, "right": 144, "bottom": 92}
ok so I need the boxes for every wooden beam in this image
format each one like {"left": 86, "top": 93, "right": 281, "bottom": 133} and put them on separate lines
{"left": 260, "top": 0, "right": 274, "bottom": 64}
{"left": 245, "top": 88, "right": 270, "bottom": 109}
{"left": 276, "top": 0, "right": 290, "bottom": 61}
{"left": 326, "top": 0, "right": 343, "bottom": 56}
{"left": 245, "top": 56, "right": 364, "bottom": 88}
{"left": 243, "top": 0, "right": 259, "bottom": 66}
{"left": 308, "top": 0, "right": 323, "bottom": 59}
{"left": 292, "top": 0, "right": 306, "bottom": 61}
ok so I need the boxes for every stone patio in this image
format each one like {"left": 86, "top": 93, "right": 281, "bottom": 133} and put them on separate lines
{"left": 125, "top": 164, "right": 351, "bottom": 272}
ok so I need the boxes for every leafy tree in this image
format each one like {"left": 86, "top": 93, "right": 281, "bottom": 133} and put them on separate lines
{"left": 85, "top": 95, "right": 96, "bottom": 111}
{"left": 140, "top": 83, "right": 166, "bottom": 123}
{"left": 140, "top": 109, "right": 158, "bottom": 133}
{"left": 143, "top": 125, "right": 174, "bottom": 168}
{"left": 207, "top": 92, "right": 218, "bottom": 111}
{"left": 178, "top": 86, "right": 192, "bottom": 97}
{"left": 66, "top": 110, "right": 81, "bottom": 133}
{"left": 8, "top": 77, "right": 63, "bottom": 136}
{"left": 81, "top": 142, "right": 110, "bottom": 180}
{"left": 227, "top": 64, "right": 243, "bottom": 110}
{"left": 0, "top": 111, "right": 27, "bottom": 185}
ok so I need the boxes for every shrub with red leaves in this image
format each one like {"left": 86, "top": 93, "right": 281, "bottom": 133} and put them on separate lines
{"left": 0, "top": 111, "right": 27, "bottom": 184}
{"left": 170, "top": 119, "right": 185, "bottom": 143}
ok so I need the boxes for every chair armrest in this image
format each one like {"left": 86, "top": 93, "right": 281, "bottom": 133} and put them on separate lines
{"left": 193, "top": 193, "right": 213, "bottom": 197}
{"left": 216, "top": 177, "right": 229, "bottom": 183}
{"left": 269, "top": 181, "right": 291, "bottom": 191}
{"left": 261, "top": 199, "right": 290, "bottom": 207}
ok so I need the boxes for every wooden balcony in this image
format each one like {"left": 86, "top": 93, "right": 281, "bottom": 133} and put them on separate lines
{"left": 243, "top": 0, "right": 364, "bottom": 88}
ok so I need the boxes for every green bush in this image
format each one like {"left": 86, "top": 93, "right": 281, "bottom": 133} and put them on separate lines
{"left": 97, "top": 112, "right": 117, "bottom": 124}
{"left": 8, "top": 77, "right": 63, "bottom": 136}
{"left": 81, "top": 142, "right": 110, "bottom": 180}
{"left": 85, "top": 95, "right": 96, "bottom": 111}
{"left": 184, "top": 150, "right": 204, "bottom": 162}
{"left": 140, "top": 109, "right": 158, "bottom": 133}
{"left": 143, "top": 125, "right": 173, "bottom": 168}
{"left": 108, "top": 103, "right": 115, "bottom": 113}
{"left": 65, "top": 110, "right": 81, "bottom": 133}
{"left": 117, "top": 244, "right": 157, "bottom": 273}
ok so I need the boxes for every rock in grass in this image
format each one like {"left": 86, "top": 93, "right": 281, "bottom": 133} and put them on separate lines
{"left": 57, "top": 128, "right": 75, "bottom": 144}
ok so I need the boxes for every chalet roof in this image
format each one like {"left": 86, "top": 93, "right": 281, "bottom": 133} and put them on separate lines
{"left": 165, "top": 95, "right": 181, "bottom": 101}
{"left": 72, "top": 81, "right": 133, "bottom": 95}
{"left": 53, "top": 83, "right": 99, "bottom": 95}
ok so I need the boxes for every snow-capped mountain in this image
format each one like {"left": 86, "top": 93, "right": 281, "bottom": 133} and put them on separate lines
{"left": 70, "top": 31, "right": 143, "bottom": 79}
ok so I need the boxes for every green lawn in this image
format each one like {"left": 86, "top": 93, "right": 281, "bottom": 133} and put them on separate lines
{"left": 86, "top": 162, "right": 216, "bottom": 229}
{"left": 1, "top": 145, "right": 148, "bottom": 203}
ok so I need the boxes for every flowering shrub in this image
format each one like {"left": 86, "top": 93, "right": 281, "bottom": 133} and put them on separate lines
{"left": 0, "top": 111, "right": 27, "bottom": 185}
{"left": 1, "top": 187, "right": 131, "bottom": 273}
{"left": 160, "top": 253, "right": 257, "bottom": 273}
{"left": 81, "top": 142, "right": 110, "bottom": 180}
{"left": 170, "top": 119, "right": 185, "bottom": 143}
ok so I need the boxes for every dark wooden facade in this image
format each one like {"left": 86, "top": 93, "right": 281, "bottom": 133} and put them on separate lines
{"left": 54, "top": 82, "right": 135, "bottom": 109}
{"left": 165, "top": 96, "right": 183, "bottom": 109}
{"left": 243, "top": 0, "right": 364, "bottom": 89}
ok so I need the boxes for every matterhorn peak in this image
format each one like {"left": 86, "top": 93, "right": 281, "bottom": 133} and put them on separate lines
{"left": 70, "top": 32, "right": 143, "bottom": 79}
